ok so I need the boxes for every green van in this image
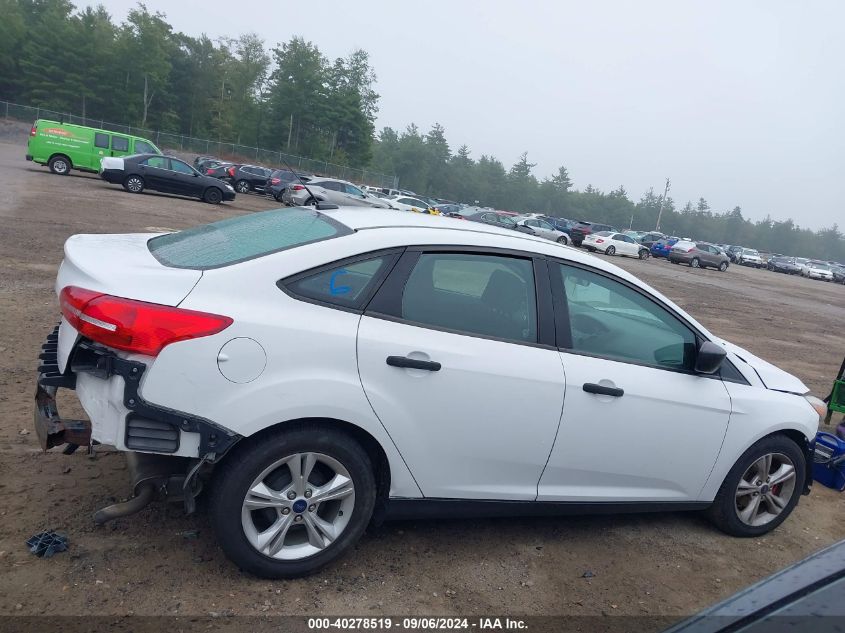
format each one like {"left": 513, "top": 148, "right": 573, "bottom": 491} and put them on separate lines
{"left": 26, "top": 119, "right": 162, "bottom": 175}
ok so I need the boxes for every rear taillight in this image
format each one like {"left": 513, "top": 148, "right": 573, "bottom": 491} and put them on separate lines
{"left": 271, "top": 178, "right": 280, "bottom": 185}
{"left": 596, "top": 239, "right": 604, "bottom": 243}
{"left": 206, "top": 169, "right": 214, "bottom": 174}
{"left": 30, "top": 124, "right": 37, "bottom": 136}
{"left": 291, "top": 184, "right": 305, "bottom": 191}
{"left": 227, "top": 167, "right": 236, "bottom": 177}
{"left": 59, "top": 285, "right": 232, "bottom": 356}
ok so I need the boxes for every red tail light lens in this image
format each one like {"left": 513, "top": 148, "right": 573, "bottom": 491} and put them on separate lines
{"left": 271, "top": 178, "right": 281, "bottom": 185}
{"left": 206, "top": 169, "right": 214, "bottom": 174}
{"left": 227, "top": 167, "right": 236, "bottom": 177}
{"left": 596, "top": 239, "right": 604, "bottom": 243}
{"left": 30, "top": 124, "right": 37, "bottom": 136}
{"left": 291, "top": 184, "right": 305, "bottom": 191}
{"left": 59, "top": 286, "right": 232, "bottom": 356}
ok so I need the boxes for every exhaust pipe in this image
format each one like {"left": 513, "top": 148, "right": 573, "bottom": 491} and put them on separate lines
{"left": 93, "top": 483, "right": 156, "bottom": 525}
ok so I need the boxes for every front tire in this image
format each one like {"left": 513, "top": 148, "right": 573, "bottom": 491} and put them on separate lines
{"left": 210, "top": 425, "right": 376, "bottom": 578}
{"left": 123, "top": 175, "right": 144, "bottom": 194}
{"left": 638, "top": 249, "right": 650, "bottom": 260}
{"left": 690, "top": 257, "right": 700, "bottom": 268}
{"left": 707, "top": 434, "right": 805, "bottom": 537}
{"left": 204, "top": 187, "right": 223, "bottom": 204}
{"left": 605, "top": 246, "right": 616, "bottom": 256}
{"left": 718, "top": 261, "right": 728, "bottom": 272}
{"left": 556, "top": 235, "right": 569, "bottom": 245}
{"left": 48, "top": 155, "right": 71, "bottom": 175}
{"left": 235, "top": 179, "right": 251, "bottom": 194}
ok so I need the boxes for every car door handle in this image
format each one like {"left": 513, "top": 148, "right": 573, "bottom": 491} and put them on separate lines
{"left": 386, "top": 356, "right": 441, "bottom": 371}
{"left": 583, "top": 383, "right": 624, "bottom": 397}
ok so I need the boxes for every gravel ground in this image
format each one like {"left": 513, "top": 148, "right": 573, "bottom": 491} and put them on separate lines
{"left": 0, "top": 139, "right": 843, "bottom": 628}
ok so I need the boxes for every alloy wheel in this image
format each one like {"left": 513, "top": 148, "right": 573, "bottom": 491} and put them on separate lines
{"left": 241, "top": 452, "right": 356, "bottom": 560}
{"left": 734, "top": 452, "right": 796, "bottom": 527}
{"left": 127, "top": 177, "right": 143, "bottom": 193}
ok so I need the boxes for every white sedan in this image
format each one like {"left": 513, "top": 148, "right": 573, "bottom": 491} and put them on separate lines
{"left": 800, "top": 261, "right": 834, "bottom": 281}
{"left": 582, "top": 230, "right": 650, "bottom": 259}
{"left": 386, "top": 195, "right": 434, "bottom": 213}
{"left": 36, "top": 208, "right": 823, "bottom": 578}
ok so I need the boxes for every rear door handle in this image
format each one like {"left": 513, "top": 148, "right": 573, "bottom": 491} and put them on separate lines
{"left": 386, "top": 356, "right": 441, "bottom": 371}
{"left": 583, "top": 383, "right": 624, "bottom": 397}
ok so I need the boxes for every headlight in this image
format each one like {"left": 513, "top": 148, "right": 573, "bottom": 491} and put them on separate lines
{"left": 805, "top": 395, "right": 828, "bottom": 420}
{"left": 225, "top": 184, "right": 234, "bottom": 191}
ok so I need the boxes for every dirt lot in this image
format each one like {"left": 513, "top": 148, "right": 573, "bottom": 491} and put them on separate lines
{"left": 0, "top": 138, "right": 843, "bottom": 627}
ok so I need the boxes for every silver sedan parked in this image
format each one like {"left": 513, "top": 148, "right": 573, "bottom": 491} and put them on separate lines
{"left": 281, "top": 178, "right": 393, "bottom": 209}
{"left": 513, "top": 216, "right": 571, "bottom": 244}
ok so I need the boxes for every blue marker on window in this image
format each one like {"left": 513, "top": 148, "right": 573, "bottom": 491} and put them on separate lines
{"left": 329, "top": 269, "right": 352, "bottom": 295}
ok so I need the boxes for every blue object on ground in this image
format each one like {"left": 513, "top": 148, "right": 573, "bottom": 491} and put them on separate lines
{"left": 812, "top": 432, "right": 845, "bottom": 491}
{"left": 26, "top": 531, "right": 68, "bottom": 558}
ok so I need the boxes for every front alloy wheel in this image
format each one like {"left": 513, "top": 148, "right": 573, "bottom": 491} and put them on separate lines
{"left": 211, "top": 425, "right": 375, "bottom": 578}
{"left": 235, "top": 180, "right": 250, "bottom": 194}
{"left": 707, "top": 434, "right": 805, "bottom": 537}
{"left": 734, "top": 453, "right": 797, "bottom": 527}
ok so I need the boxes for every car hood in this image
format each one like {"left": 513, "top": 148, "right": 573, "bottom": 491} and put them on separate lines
{"left": 715, "top": 339, "right": 808, "bottom": 394}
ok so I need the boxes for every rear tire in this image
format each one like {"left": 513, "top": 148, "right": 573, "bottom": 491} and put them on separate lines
{"left": 605, "top": 246, "right": 616, "bottom": 256}
{"left": 204, "top": 187, "right": 223, "bottom": 204}
{"left": 210, "top": 424, "right": 376, "bottom": 578}
{"left": 690, "top": 257, "right": 700, "bottom": 268}
{"left": 48, "top": 155, "right": 71, "bottom": 175}
{"left": 235, "top": 179, "right": 251, "bottom": 194}
{"left": 123, "top": 175, "right": 144, "bottom": 194}
{"left": 707, "top": 434, "right": 805, "bottom": 537}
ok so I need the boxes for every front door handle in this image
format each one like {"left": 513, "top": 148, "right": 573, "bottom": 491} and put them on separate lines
{"left": 583, "top": 383, "right": 624, "bottom": 397}
{"left": 386, "top": 356, "right": 441, "bottom": 371}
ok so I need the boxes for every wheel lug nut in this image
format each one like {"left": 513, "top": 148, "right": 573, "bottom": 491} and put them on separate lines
{"left": 294, "top": 515, "right": 303, "bottom": 523}
{"left": 309, "top": 504, "right": 316, "bottom": 512}
{"left": 282, "top": 507, "right": 290, "bottom": 515}
{"left": 287, "top": 491, "right": 296, "bottom": 500}
{"left": 305, "top": 489, "right": 312, "bottom": 498}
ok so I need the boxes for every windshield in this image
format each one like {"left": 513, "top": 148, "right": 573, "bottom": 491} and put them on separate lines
{"left": 811, "top": 262, "right": 830, "bottom": 271}
{"left": 148, "top": 209, "right": 352, "bottom": 269}
{"left": 743, "top": 249, "right": 759, "bottom": 255}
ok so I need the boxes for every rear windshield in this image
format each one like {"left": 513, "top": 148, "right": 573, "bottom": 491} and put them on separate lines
{"left": 148, "top": 208, "right": 351, "bottom": 269}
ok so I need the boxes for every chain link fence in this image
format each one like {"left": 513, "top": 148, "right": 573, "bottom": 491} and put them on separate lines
{"left": 2, "top": 100, "right": 398, "bottom": 189}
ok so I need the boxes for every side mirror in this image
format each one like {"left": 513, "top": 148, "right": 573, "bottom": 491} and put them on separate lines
{"left": 695, "top": 341, "right": 726, "bottom": 374}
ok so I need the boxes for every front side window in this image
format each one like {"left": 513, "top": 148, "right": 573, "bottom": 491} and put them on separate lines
{"left": 170, "top": 159, "right": 194, "bottom": 174}
{"left": 284, "top": 255, "right": 395, "bottom": 309}
{"left": 94, "top": 132, "right": 109, "bottom": 149}
{"left": 400, "top": 253, "right": 537, "bottom": 343}
{"left": 112, "top": 136, "right": 129, "bottom": 152}
{"left": 558, "top": 264, "right": 696, "bottom": 370}
{"left": 345, "top": 184, "right": 365, "bottom": 196}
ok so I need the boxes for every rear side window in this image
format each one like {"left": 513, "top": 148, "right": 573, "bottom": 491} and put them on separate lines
{"left": 112, "top": 136, "right": 129, "bottom": 152}
{"left": 283, "top": 255, "right": 398, "bottom": 310}
{"left": 143, "top": 156, "right": 168, "bottom": 169}
{"left": 95, "top": 133, "right": 110, "bottom": 149}
{"left": 148, "top": 209, "right": 352, "bottom": 269}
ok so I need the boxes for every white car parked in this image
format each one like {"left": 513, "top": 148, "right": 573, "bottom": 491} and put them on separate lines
{"left": 582, "top": 231, "right": 650, "bottom": 259}
{"left": 800, "top": 261, "right": 834, "bottom": 281}
{"left": 513, "top": 216, "right": 571, "bottom": 245}
{"left": 386, "top": 195, "right": 433, "bottom": 213}
{"left": 738, "top": 248, "right": 763, "bottom": 268}
{"left": 36, "top": 208, "right": 824, "bottom": 578}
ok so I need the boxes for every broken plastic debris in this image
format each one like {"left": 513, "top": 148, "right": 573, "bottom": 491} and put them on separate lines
{"left": 26, "top": 531, "right": 68, "bottom": 558}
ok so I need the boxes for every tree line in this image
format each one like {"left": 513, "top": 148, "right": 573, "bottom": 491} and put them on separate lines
{"left": 0, "top": 0, "right": 841, "bottom": 261}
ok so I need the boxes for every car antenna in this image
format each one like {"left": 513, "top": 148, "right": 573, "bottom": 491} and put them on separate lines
{"left": 278, "top": 157, "right": 338, "bottom": 211}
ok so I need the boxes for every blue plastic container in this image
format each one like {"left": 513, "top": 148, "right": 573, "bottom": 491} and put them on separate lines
{"left": 812, "top": 432, "right": 845, "bottom": 491}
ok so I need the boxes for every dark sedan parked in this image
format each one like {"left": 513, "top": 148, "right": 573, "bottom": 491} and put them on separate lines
{"left": 568, "top": 220, "right": 616, "bottom": 247}
{"left": 231, "top": 164, "right": 273, "bottom": 194}
{"left": 267, "top": 169, "right": 312, "bottom": 201}
{"left": 767, "top": 255, "right": 802, "bottom": 274}
{"left": 464, "top": 210, "right": 533, "bottom": 234}
{"left": 100, "top": 154, "right": 236, "bottom": 204}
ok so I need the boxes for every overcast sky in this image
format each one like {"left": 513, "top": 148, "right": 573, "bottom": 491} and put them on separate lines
{"left": 92, "top": 0, "right": 843, "bottom": 229}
